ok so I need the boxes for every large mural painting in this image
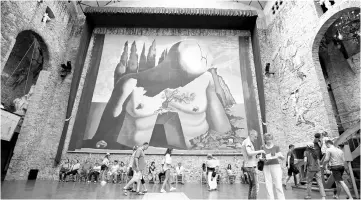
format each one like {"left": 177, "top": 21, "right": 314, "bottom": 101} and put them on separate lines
{"left": 78, "top": 35, "right": 249, "bottom": 151}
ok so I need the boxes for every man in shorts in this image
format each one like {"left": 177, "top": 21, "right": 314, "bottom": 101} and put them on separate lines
{"left": 123, "top": 142, "right": 149, "bottom": 195}
{"left": 283, "top": 144, "right": 299, "bottom": 189}
{"left": 323, "top": 140, "right": 353, "bottom": 200}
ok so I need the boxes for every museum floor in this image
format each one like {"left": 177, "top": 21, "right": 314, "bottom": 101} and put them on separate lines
{"left": 1, "top": 180, "right": 342, "bottom": 199}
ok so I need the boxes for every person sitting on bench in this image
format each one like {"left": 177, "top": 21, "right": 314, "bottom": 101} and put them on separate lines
{"left": 175, "top": 162, "right": 185, "bottom": 184}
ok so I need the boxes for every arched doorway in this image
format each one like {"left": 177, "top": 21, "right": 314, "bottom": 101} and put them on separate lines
{"left": 312, "top": 6, "right": 360, "bottom": 134}
{"left": 1, "top": 30, "right": 48, "bottom": 180}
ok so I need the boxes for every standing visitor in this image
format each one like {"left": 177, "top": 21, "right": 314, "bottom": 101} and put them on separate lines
{"left": 241, "top": 129, "right": 265, "bottom": 199}
{"left": 321, "top": 132, "right": 330, "bottom": 155}
{"left": 262, "top": 133, "right": 285, "bottom": 200}
{"left": 323, "top": 140, "right": 353, "bottom": 200}
{"left": 123, "top": 142, "right": 149, "bottom": 195}
{"left": 283, "top": 144, "right": 299, "bottom": 189}
{"left": 206, "top": 154, "right": 220, "bottom": 191}
{"left": 313, "top": 133, "right": 322, "bottom": 160}
{"left": 160, "top": 148, "right": 176, "bottom": 193}
{"left": 100, "top": 153, "right": 110, "bottom": 182}
{"left": 303, "top": 143, "right": 326, "bottom": 200}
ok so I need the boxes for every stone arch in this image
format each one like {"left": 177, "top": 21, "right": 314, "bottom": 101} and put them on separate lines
{"left": 310, "top": 1, "right": 360, "bottom": 136}
{"left": 1, "top": 30, "right": 49, "bottom": 112}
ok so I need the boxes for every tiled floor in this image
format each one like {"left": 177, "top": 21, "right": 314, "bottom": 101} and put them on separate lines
{"left": 1, "top": 180, "right": 341, "bottom": 199}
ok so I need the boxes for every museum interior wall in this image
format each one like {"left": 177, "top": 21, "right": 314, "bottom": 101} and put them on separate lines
{"left": 1, "top": 1, "right": 84, "bottom": 180}
{"left": 1, "top": 0, "right": 359, "bottom": 184}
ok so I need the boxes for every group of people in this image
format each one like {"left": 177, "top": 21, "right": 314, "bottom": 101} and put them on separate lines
{"left": 58, "top": 154, "right": 127, "bottom": 183}
{"left": 241, "top": 129, "right": 354, "bottom": 200}
{"left": 122, "top": 143, "right": 186, "bottom": 195}
{"left": 59, "top": 130, "right": 354, "bottom": 199}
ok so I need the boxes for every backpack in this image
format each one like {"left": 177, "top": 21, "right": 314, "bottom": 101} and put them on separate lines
{"left": 306, "top": 151, "right": 320, "bottom": 172}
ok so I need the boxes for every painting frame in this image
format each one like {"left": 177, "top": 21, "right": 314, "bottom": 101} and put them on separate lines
{"left": 55, "top": 7, "right": 266, "bottom": 162}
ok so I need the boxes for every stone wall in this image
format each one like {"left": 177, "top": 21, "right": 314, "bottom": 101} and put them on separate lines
{"left": 258, "top": 0, "right": 360, "bottom": 183}
{"left": 2, "top": 1, "right": 84, "bottom": 180}
{"left": 326, "top": 45, "right": 360, "bottom": 130}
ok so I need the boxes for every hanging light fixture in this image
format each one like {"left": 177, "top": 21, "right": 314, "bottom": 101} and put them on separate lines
{"left": 333, "top": 10, "right": 360, "bottom": 44}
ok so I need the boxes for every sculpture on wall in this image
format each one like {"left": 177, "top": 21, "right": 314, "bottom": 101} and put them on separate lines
{"left": 13, "top": 84, "right": 35, "bottom": 116}
{"left": 282, "top": 87, "right": 315, "bottom": 127}
{"left": 41, "top": 12, "right": 51, "bottom": 26}
{"left": 319, "top": 0, "right": 332, "bottom": 10}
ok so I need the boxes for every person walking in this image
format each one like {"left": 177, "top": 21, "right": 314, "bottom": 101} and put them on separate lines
{"left": 123, "top": 142, "right": 149, "bottom": 195}
{"left": 313, "top": 133, "right": 322, "bottom": 160}
{"left": 323, "top": 140, "right": 353, "bottom": 200}
{"left": 100, "top": 153, "right": 110, "bottom": 182}
{"left": 206, "top": 154, "right": 220, "bottom": 191}
{"left": 304, "top": 143, "right": 326, "bottom": 200}
{"left": 283, "top": 144, "right": 299, "bottom": 189}
{"left": 262, "top": 133, "right": 285, "bottom": 200}
{"left": 241, "top": 129, "right": 265, "bottom": 199}
{"left": 160, "top": 148, "right": 176, "bottom": 193}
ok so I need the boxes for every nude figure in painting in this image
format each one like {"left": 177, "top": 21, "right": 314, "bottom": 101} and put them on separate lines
{"left": 84, "top": 40, "right": 232, "bottom": 150}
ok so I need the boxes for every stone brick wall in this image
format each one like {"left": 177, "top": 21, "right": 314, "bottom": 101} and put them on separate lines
{"left": 2, "top": 1, "right": 84, "bottom": 180}
{"left": 258, "top": 0, "right": 360, "bottom": 183}
{"left": 325, "top": 46, "right": 360, "bottom": 130}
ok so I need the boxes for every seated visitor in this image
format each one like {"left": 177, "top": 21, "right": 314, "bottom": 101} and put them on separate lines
{"left": 149, "top": 161, "right": 156, "bottom": 182}
{"left": 65, "top": 160, "right": 81, "bottom": 181}
{"left": 119, "top": 161, "right": 126, "bottom": 173}
{"left": 202, "top": 163, "right": 207, "bottom": 183}
{"left": 79, "top": 159, "right": 92, "bottom": 181}
{"left": 158, "top": 163, "right": 165, "bottom": 184}
{"left": 59, "top": 159, "right": 70, "bottom": 182}
{"left": 240, "top": 161, "right": 249, "bottom": 184}
{"left": 88, "top": 162, "right": 101, "bottom": 182}
{"left": 227, "top": 164, "right": 236, "bottom": 184}
{"left": 175, "top": 162, "right": 185, "bottom": 184}
{"left": 109, "top": 160, "right": 120, "bottom": 183}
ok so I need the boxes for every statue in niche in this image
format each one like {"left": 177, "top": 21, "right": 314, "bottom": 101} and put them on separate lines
{"left": 13, "top": 84, "right": 36, "bottom": 116}
{"left": 11, "top": 67, "right": 27, "bottom": 88}
{"left": 319, "top": 0, "right": 332, "bottom": 9}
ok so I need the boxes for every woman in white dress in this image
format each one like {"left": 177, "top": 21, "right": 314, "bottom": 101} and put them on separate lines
{"left": 160, "top": 148, "right": 176, "bottom": 193}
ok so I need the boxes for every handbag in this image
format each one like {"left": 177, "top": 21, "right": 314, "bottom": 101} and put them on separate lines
{"left": 257, "top": 160, "right": 265, "bottom": 171}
